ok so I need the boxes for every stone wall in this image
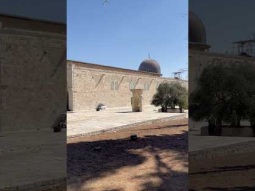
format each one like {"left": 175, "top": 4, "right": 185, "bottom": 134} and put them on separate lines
{"left": 0, "top": 15, "right": 66, "bottom": 133}
{"left": 67, "top": 61, "right": 188, "bottom": 111}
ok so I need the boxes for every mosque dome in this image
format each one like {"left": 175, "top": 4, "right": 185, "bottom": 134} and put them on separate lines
{"left": 189, "top": 11, "right": 210, "bottom": 51}
{"left": 138, "top": 59, "right": 161, "bottom": 74}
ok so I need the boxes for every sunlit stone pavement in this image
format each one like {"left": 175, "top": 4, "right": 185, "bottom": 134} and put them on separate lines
{"left": 67, "top": 106, "right": 187, "bottom": 138}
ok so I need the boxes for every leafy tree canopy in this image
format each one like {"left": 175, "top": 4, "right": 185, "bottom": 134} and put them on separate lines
{"left": 151, "top": 82, "right": 188, "bottom": 112}
{"left": 190, "top": 62, "right": 255, "bottom": 128}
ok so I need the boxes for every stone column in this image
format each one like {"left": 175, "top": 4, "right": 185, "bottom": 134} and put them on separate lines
{"left": 130, "top": 89, "right": 143, "bottom": 112}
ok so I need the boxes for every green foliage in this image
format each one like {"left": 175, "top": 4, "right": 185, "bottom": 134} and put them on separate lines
{"left": 190, "top": 62, "right": 255, "bottom": 132}
{"left": 151, "top": 82, "right": 188, "bottom": 113}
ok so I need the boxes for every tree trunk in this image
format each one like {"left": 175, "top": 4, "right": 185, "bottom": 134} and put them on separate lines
{"left": 215, "top": 119, "right": 222, "bottom": 136}
{"left": 161, "top": 106, "right": 167, "bottom": 112}
{"left": 236, "top": 117, "right": 241, "bottom": 127}
{"left": 208, "top": 118, "right": 216, "bottom": 136}
{"left": 251, "top": 123, "right": 255, "bottom": 137}
{"left": 208, "top": 123, "right": 216, "bottom": 136}
{"left": 230, "top": 122, "right": 235, "bottom": 127}
{"left": 252, "top": 126, "right": 255, "bottom": 137}
{"left": 179, "top": 107, "right": 183, "bottom": 113}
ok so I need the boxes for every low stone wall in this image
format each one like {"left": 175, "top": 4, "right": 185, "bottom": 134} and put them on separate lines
{"left": 158, "top": 108, "right": 184, "bottom": 113}
{"left": 189, "top": 140, "right": 255, "bottom": 162}
{"left": 167, "top": 108, "right": 181, "bottom": 113}
{"left": 200, "top": 126, "right": 209, "bottom": 135}
{"left": 201, "top": 126, "right": 254, "bottom": 137}
{"left": 222, "top": 127, "right": 253, "bottom": 137}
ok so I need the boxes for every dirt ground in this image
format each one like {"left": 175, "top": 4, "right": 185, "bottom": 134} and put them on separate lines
{"left": 67, "top": 118, "right": 188, "bottom": 191}
{"left": 189, "top": 152, "right": 255, "bottom": 191}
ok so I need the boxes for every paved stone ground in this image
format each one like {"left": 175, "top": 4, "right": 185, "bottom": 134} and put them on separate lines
{"left": 189, "top": 121, "right": 255, "bottom": 190}
{"left": 0, "top": 129, "right": 66, "bottom": 190}
{"left": 67, "top": 106, "right": 187, "bottom": 138}
{"left": 189, "top": 121, "right": 255, "bottom": 159}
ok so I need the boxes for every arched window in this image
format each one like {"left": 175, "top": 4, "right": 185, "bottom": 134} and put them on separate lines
{"left": 129, "top": 80, "right": 135, "bottom": 89}
{"left": 111, "top": 81, "right": 118, "bottom": 90}
{"left": 115, "top": 81, "right": 118, "bottom": 90}
{"left": 111, "top": 81, "right": 114, "bottom": 90}
{"left": 144, "top": 83, "right": 150, "bottom": 91}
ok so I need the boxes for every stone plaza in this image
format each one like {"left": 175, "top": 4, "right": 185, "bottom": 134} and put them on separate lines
{"left": 67, "top": 106, "right": 188, "bottom": 138}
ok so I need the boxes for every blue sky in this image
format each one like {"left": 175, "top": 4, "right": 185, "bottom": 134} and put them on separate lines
{"left": 0, "top": 0, "right": 66, "bottom": 23}
{"left": 68, "top": 0, "right": 188, "bottom": 78}
{"left": 190, "top": 0, "right": 255, "bottom": 54}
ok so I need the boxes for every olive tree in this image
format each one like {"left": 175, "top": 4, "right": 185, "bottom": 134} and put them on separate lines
{"left": 189, "top": 62, "right": 255, "bottom": 136}
{"left": 151, "top": 82, "right": 188, "bottom": 113}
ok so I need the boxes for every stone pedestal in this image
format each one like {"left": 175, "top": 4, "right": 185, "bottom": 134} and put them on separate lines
{"left": 130, "top": 89, "right": 143, "bottom": 112}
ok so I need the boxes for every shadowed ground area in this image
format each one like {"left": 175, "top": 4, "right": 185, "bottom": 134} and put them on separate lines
{"left": 189, "top": 152, "right": 255, "bottom": 191}
{"left": 67, "top": 118, "right": 188, "bottom": 191}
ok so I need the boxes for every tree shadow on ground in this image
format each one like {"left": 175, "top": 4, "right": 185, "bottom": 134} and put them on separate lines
{"left": 134, "top": 145, "right": 188, "bottom": 191}
{"left": 67, "top": 130, "right": 188, "bottom": 191}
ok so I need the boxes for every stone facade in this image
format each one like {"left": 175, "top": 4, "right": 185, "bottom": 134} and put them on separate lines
{"left": 0, "top": 15, "right": 66, "bottom": 133}
{"left": 67, "top": 60, "right": 188, "bottom": 111}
